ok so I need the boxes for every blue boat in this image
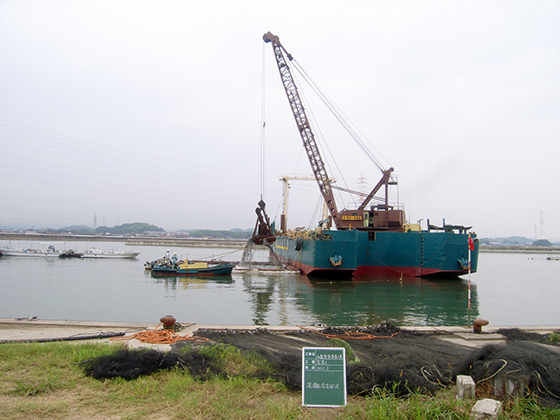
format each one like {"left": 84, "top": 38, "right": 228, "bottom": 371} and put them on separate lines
{"left": 263, "top": 32, "right": 479, "bottom": 279}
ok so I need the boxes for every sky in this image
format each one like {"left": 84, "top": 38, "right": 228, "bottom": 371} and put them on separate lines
{"left": 1, "top": 1, "right": 559, "bottom": 240}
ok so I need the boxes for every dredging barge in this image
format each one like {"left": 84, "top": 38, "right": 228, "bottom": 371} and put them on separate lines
{"left": 262, "top": 32, "right": 479, "bottom": 278}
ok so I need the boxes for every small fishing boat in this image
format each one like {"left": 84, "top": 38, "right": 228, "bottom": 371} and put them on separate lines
{"left": 151, "top": 260, "right": 234, "bottom": 276}
{"left": 0, "top": 245, "right": 62, "bottom": 258}
{"left": 232, "top": 263, "right": 300, "bottom": 276}
{"left": 81, "top": 247, "right": 140, "bottom": 259}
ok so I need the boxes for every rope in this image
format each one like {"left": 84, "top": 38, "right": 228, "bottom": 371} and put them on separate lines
{"left": 297, "top": 325, "right": 398, "bottom": 340}
{"left": 536, "top": 372, "right": 560, "bottom": 400}
{"left": 197, "top": 248, "right": 245, "bottom": 261}
{"left": 421, "top": 365, "right": 445, "bottom": 386}
{"left": 476, "top": 359, "right": 508, "bottom": 384}
{"left": 261, "top": 41, "right": 267, "bottom": 199}
{"left": 110, "top": 323, "right": 209, "bottom": 345}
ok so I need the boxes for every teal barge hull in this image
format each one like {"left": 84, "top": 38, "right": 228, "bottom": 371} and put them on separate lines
{"left": 272, "top": 230, "right": 478, "bottom": 278}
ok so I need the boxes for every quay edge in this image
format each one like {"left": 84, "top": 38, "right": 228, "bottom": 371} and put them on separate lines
{"left": 1, "top": 318, "right": 559, "bottom": 350}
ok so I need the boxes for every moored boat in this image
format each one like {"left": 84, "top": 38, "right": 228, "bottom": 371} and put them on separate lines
{"left": 81, "top": 247, "right": 140, "bottom": 259}
{"left": 232, "top": 266, "right": 300, "bottom": 276}
{"left": 151, "top": 260, "right": 234, "bottom": 276}
{"left": 0, "top": 245, "right": 62, "bottom": 258}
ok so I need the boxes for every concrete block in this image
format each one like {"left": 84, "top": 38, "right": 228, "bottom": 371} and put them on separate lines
{"left": 470, "top": 398, "right": 502, "bottom": 420}
{"left": 492, "top": 373, "right": 527, "bottom": 400}
{"left": 457, "top": 375, "right": 475, "bottom": 399}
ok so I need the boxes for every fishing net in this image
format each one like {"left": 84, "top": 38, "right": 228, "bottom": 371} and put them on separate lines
{"left": 456, "top": 341, "right": 560, "bottom": 407}
{"left": 236, "top": 239, "right": 289, "bottom": 271}
{"left": 496, "top": 327, "right": 554, "bottom": 344}
{"left": 192, "top": 324, "right": 471, "bottom": 396}
{"left": 239, "top": 239, "right": 258, "bottom": 267}
{"left": 81, "top": 348, "right": 224, "bottom": 381}
{"left": 80, "top": 324, "right": 560, "bottom": 407}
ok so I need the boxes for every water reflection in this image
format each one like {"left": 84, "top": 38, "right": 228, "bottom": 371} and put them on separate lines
{"left": 239, "top": 274, "right": 277, "bottom": 325}
{"left": 234, "top": 273, "right": 478, "bottom": 327}
{"left": 0, "top": 241, "right": 480, "bottom": 326}
{"left": 148, "top": 272, "right": 234, "bottom": 291}
{"left": 298, "top": 275, "right": 478, "bottom": 326}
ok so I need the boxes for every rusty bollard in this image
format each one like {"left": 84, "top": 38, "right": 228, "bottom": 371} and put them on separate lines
{"left": 473, "top": 318, "right": 489, "bottom": 334}
{"left": 160, "top": 315, "right": 177, "bottom": 330}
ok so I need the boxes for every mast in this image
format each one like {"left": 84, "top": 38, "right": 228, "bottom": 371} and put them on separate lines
{"left": 263, "top": 32, "right": 340, "bottom": 229}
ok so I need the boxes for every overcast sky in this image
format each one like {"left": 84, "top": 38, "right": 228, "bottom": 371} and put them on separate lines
{"left": 1, "top": 1, "right": 558, "bottom": 240}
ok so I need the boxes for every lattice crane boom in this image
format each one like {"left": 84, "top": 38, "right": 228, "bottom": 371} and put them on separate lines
{"left": 263, "top": 32, "right": 340, "bottom": 229}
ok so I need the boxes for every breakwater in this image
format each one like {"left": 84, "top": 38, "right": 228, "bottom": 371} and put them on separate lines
{"left": 480, "top": 245, "right": 560, "bottom": 254}
{"left": 0, "top": 233, "right": 248, "bottom": 249}
{"left": 125, "top": 238, "right": 247, "bottom": 249}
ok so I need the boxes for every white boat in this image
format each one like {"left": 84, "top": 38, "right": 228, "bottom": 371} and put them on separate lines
{"left": 80, "top": 247, "right": 140, "bottom": 259}
{"left": 232, "top": 263, "right": 300, "bottom": 276}
{"left": 0, "top": 245, "right": 62, "bottom": 258}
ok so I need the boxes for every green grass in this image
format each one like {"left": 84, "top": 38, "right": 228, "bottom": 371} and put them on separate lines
{"left": 1, "top": 341, "right": 559, "bottom": 419}
{"left": 548, "top": 331, "right": 560, "bottom": 344}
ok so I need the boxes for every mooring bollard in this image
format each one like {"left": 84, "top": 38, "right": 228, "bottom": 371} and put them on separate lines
{"left": 473, "top": 318, "right": 489, "bottom": 334}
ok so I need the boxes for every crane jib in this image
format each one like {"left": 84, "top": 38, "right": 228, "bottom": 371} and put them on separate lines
{"left": 264, "top": 32, "right": 340, "bottom": 228}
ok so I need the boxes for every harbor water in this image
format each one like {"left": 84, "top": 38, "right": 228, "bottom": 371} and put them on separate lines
{"left": 1, "top": 240, "right": 559, "bottom": 327}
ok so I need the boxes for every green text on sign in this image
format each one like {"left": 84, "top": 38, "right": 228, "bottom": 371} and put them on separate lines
{"left": 302, "top": 347, "right": 347, "bottom": 407}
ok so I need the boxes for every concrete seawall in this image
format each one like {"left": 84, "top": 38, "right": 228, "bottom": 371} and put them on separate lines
{"left": 125, "top": 238, "right": 248, "bottom": 248}
{"left": 1, "top": 318, "right": 559, "bottom": 350}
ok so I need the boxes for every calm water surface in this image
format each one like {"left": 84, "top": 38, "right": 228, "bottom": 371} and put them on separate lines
{"left": 1, "top": 240, "right": 559, "bottom": 327}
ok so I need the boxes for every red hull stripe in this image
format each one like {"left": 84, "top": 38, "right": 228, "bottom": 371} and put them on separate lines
{"left": 290, "top": 259, "right": 471, "bottom": 278}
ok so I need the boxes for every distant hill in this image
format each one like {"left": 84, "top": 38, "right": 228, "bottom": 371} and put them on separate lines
{"left": 43, "top": 222, "right": 164, "bottom": 235}
{"left": 60, "top": 225, "right": 94, "bottom": 232}
{"left": 479, "top": 236, "right": 532, "bottom": 246}
{"left": 532, "top": 239, "right": 552, "bottom": 247}
{"left": 95, "top": 223, "right": 164, "bottom": 235}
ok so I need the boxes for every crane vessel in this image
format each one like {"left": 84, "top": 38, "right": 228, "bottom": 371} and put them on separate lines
{"left": 263, "top": 32, "right": 478, "bottom": 278}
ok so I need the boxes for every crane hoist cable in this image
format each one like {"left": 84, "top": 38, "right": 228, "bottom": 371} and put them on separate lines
{"left": 289, "top": 58, "right": 392, "bottom": 177}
